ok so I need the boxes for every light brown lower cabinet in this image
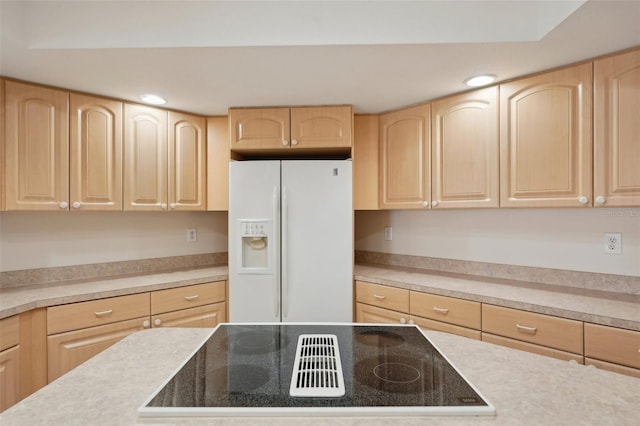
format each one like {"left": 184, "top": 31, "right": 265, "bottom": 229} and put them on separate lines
{"left": 46, "top": 281, "right": 227, "bottom": 383}
{"left": 0, "top": 310, "right": 47, "bottom": 413}
{"left": 151, "top": 303, "right": 226, "bottom": 328}
{"left": 481, "top": 304, "right": 583, "bottom": 355}
{"left": 355, "top": 282, "right": 482, "bottom": 340}
{"left": 355, "top": 302, "right": 407, "bottom": 324}
{"left": 410, "top": 316, "right": 481, "bottom": 340}
{"left": 0, "top": 345, "right": 20, "bottom": 412}
{"left": 481, "top": 333, "right": 583, "bottom": 363}
{"left": 47, "top": 317, "right": 147, "bottom": 382}
{"left": 584, "top": 323, "right": 640, "bottom": 377}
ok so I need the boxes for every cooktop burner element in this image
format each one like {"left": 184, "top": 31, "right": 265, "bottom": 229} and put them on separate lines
{"left": 374, "top": 362, "right": 421, "bottom": 384}
{"left": 138, "top": 323, "right": 495, "bottom": 418}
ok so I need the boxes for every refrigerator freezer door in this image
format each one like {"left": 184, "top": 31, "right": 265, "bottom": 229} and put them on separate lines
{"left": 229, "top": 161, "right": 281, "bottom": 322}
{"left": 281, "top": 160, "right": 353, "bottom": 322}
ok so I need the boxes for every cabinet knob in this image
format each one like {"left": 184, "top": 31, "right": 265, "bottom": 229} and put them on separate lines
{"left": 291, "top": 139, "right": 298, "bottom": 146}
{"left": 143, "top": 320, "right": 150, "bottom": 329}
{"left": 422, "top": 201, "right": 429, "bottom": 208}
{"left": 72, "top": 201, "right": 81, "bottom": 209}
{"left": 409, "top": 319, "right": 415, "bottom": 325}
{"left": 578, "top": 196, "right": 589, "bottom": 205}
{"left": 59, "top": 201, "right": 68, "bottom": 209}
{"left": 161, "top": 203, "right": 168, "bottom": 210}
{"left": 431, "top": 200, "right": 438, "bottom": 207}
{"left": 282, "top": 140, "right": 289, "bottom": 146}
{"left": 400, "top": 317, "right": 406, "bottom": 324}
{"left": 154, "top": 318, "right": 162, "bottom": 327}
{"left": 170, "top": 203, "right": 177, "bottom": 209}
{"left": 595, "top": 196, "right": 606, "bottom": 205}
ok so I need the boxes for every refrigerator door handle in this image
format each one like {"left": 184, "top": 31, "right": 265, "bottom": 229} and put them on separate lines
{"left": 282, "top": 186, "right": 288, "bottom": 319}
{"left": 273, "top": 185, "right": 280, "bottom": 319}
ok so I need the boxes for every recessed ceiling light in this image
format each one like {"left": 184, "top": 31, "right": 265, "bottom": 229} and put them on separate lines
{"left": 464, "top": 74, "right": 496, "bottom": 87}
{"left": 139, "top": 94, "right": 167, "bottom": 105}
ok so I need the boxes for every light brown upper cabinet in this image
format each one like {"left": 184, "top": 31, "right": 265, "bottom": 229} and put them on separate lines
{"left": 168, "top": 111, "right": 207, "bottom": 211}
{"left": 229, "top": 106, "right": 352, "bottom": 153}
{"left": 206, "top": 116, "right": 230, "bottom": 211}
{"left": 124, "top": 104, "right": 168, "bottom": 211}
{"left": 594, "top": 49, "right": 640, "bottom": 207}
{"left": 431, "top": 87, "right": 499, "bottom": 208}
{"left": 4, "top": 81, "right": 69, "bottom": 211}
{"left": 353, "top": 114, "right": 379, "bottom": 210}
{"left": 70, "top": 94, "right": 123, "bottom": 211}
{"left": 500, "top": 63, "right": 593, "bottom": 207}
{"left": 0, "top": 79, "right": 5, "bottom": 211}
{"left": 379, "top": 104, "right": 431, "bottom": 209}
{"left": 124, "top": 105, "right": 206, "bottom": 211}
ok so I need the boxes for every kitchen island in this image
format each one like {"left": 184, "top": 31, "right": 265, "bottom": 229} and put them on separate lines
{"left": 1, "top": 327, "right": 638, "bottom": 425}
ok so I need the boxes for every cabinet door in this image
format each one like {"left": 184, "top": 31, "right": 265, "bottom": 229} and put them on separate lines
{"left": 228, "top": 107, "right": 290, "bottom": 151}
{"left": 168, "top": 112, "right": 206, "bottom": 211}
{"left": 353, "top": 114, "right": 379, "bottom": 210}
{"left": 500, "top": 63, "right": 592, "bottom": 207}
{"left": 379, "top": 104, "right": 431, "bottom": 209}
{"left": 5, "top": 81, "right": 69, "bottom": 210}
{"left": 70, "top": 94, "right": 123, "bottom": 211}
{"left": 355, "top": 303, "right": 408, "bottom": 325}
{"left": 151, "top": 303, "right": 226, "bottom": 328}
{"left": 124, "top": 104, "right": 168, "bottom": 211}
{"left": 0, "top": 345, "right": 20, "bottom": 412}
{"left": 290, "top": 106, "right": 352, "bottom": 149}
{"left": 594, "top": 49, "right": 640, "bottom": 207}
{"left": 432, "top": 87, "right": 499, "bottom": 208}
{"left": 47, "top": 317, "right": 147, "bottom": 382}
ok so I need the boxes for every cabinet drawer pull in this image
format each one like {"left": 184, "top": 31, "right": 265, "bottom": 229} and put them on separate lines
{"left": 433, "top": 306, "right": 449, "bottom": 314}
{"left": 184, "top": 295, "right": 200, "bottom": 301}
{"left": 94, "top": 309, "right": 113, "bottom": 318}
{"left": 372, "top": 294, "right": 387, "bottom": 300}
{"left": 516, "top": 323, "right": 537, "bottom": 334}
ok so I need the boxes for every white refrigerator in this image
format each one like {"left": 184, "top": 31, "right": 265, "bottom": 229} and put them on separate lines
{"left": 229, "top": 160, "right": 353, "bottom": 322}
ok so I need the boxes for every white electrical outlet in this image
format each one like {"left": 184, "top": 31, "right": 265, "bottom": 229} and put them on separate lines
{"left": 604, "top": 232, "right": 621, "bottom": 255}
{"left": 187, "top": 228, "right": 197, "bottom": 243}
{"left": 384, "top": 227, "right": 392, "bottom": 241}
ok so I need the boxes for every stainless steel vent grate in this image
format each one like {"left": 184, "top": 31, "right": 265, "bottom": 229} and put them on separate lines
{"left": 289, "top": 334, "right": 345, "bottom": 397}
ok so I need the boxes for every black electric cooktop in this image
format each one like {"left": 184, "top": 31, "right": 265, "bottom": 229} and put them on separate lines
{"left": 138, "top": 324, "right": 495, "bottom": 417}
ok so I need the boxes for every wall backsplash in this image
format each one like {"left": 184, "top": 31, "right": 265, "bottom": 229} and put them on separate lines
{"left": 355, "top": 208, "right": 640, "bottom": 277}
{"left": 0, "top": 211, "right": 228, "bottom": 272}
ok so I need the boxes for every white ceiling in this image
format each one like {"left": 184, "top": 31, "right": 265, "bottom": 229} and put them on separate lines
{"left": 1, "top": 0, "right": 639, "bottom": 116}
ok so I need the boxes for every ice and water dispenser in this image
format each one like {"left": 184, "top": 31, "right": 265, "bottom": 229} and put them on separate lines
{"left": 237, "top": 220, "right": 272, "bottom": 273}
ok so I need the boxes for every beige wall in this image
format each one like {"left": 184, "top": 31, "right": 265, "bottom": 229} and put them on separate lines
{"left": 0, "top": 211, "right": 228, "bottom": 272}
{"left": 355, "top": 208, "right": 640, "bottom": 277}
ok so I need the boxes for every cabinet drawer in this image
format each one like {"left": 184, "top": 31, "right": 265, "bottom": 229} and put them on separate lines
{"left": 47, "top": 293, "right": 150, "bottom": 335}
{"left": 0, "top": 315, "right": 20, "bottom": 351}
{"left": 482, "top": 304, "right": 583, "bottom": 354}
{"left": 355, "top": 281, "right": 409, "bottom": 313}
{"left": 410, "top": 292, "right": 481, "bottom": 329}
{"left": 482, "top": 333, "right": 584, "bottom": 364}
{"left": 151, "top": 281, "right": 226, "bottom": 315}
{"left": 356, "top": 303, "right": 408, "bottom": 325}
{"left": 410, "top": 316, "right": 481, "bottom": 340}
{"left": 584, "top": 323, "right": 640, "bottom": 369}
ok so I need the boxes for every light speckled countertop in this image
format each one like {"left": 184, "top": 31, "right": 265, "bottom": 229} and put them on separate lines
{"left": 1, "top": 327, "right": 638, "bottom": 425}
{"left": 2, "top": 263, "right": 639, "bottom": 333}
{"left": 0, "top": 266, "right": 228, "bottom": 319}
{"left": 355, "top": 264, "right": 640, "bottom": 332}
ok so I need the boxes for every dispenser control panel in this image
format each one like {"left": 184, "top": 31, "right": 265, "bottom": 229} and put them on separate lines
{"left": 241, "top": 221, "right": 268, "bottom": 236}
